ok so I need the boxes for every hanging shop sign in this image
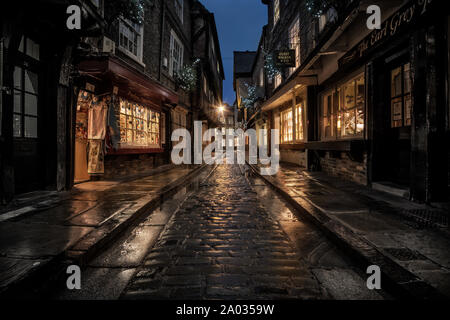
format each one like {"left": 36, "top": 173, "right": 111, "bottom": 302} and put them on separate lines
{"left": 274, "top": 50, "right": 296, "bottom": 68}
{"left": 339, "top": 0, "right": 436, "bottom": 68}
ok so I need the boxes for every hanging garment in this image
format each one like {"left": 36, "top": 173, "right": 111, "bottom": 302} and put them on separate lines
{"left": 87, "top": 139, "right": 104, "bottom": 174}
{"left": 88, "top": 99, "right": 108, "bottom": 140}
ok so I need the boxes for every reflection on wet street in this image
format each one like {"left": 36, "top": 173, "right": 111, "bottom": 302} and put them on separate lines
{"left": 52, "top": 164, "right": 388, "bottom": 300}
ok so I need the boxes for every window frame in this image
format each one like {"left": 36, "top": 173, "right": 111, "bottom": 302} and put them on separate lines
{"left": 390, "top": 62, "right": 412, "bottom": 128}
{"left": 119, "top": 98, "right": 161, "bottom": 149}
{"left": 169, "top": 30, "right": 184, "bottom": 77}
{"left": 294, "top": 100, "right": 306, "bottom": 142}
{"left": 274, "top": 73, "right": 282, "bottom": 89}
{"left": 119, "top": 18, "right": 144, "bottom": 62}
{"left": 174, "top": 0, "right": 184, "bottom": 24}
{"left": 289, "top": 16, "right": 301, "bottom": 76}
{"left": 280, "top": 108, "right": 293, "bottom": 144}
{"left": 13, "top": 36, "right": 40, "bottom": 139}
{"left": 319, "top": 72, "right": 366, "bottom": 141}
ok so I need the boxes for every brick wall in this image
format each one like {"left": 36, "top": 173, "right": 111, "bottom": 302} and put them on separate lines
{"left": 103, "top": 153, "right": 168, "bottom": 179}
{"left": 281, "top": 150, "right": 307, "bottom": 168}
{"left": 319, "top": 152, "right": 368, "bottom": 185}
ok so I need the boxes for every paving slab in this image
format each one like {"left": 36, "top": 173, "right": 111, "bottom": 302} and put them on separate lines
{"left": 0, "top": 165, "right": 204, "bottom": 297}
{"left": 0, "top": 257, "right": 50, "bottom": 290}
{"left": 0, "top": 222, "right": 93, "bottom": 258}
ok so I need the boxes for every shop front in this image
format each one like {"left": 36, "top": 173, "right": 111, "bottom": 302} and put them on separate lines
{"left": 262, "top": 80, "right": 313, "bottom": 169}
{"left": 74, "top": 56, "right": 178, "bottom": 184}
{"left": 333, "top": 0, "right": 449, "bottom": 202}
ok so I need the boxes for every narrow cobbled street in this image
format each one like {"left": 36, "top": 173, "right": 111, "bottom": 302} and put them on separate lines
{"left": 53, "top": 164, "right": 386, "bottom": 300}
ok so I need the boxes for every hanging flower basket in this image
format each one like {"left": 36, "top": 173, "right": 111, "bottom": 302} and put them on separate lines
{"left": 174, "top": 59, "right": 200, "bottom": 92}
{"left": 241, "top": 83, "right": 258, "bottom": 109}
{"left": 262, "top": 48, "right": 281, "bottom": 78}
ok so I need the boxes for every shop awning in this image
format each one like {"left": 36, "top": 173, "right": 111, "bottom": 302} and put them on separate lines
{"left": 78, "top": 56, "right": 179, "bottom": 107}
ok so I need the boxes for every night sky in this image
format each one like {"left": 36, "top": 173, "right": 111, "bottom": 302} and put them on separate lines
{"left": 201, "top": 0, "right": 268, "bottom": 106}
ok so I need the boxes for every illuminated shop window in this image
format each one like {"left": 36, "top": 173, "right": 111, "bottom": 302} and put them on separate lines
{"left": 295, "top": 102, "right": 305, "bottom": 141}
{"left": 119, "top": 98, "right": 160, "bottom": 148}
{"left": 280, "top": 108, "right": 293, "bottom": 143}
{"left": 391, "top": 63, "right": 411, "bottom": 128}
{"left": 338, "top": 75, "right": 365, "bottom": 137}
{"left": 320, "top": 73, "right": 365, "bottom": 140}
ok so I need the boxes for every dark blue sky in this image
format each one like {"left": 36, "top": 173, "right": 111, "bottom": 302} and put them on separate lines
{"left": 201, "top": 0, "right": 268, "bottom": 105}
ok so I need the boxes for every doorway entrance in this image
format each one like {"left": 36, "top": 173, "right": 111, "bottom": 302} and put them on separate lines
{"left": 12, "top": 36, "right": 45, "bottom": 194}
{"left": 372, "top": 54, "right": 412, "bottom": 192}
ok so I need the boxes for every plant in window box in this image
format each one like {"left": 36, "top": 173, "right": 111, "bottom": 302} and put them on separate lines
{"left": 174, "top": 59, "right": 200, "bottom": 92}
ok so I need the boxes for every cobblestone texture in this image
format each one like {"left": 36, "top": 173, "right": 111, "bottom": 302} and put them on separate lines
{"left": 121, "top": 165, "right": 325, "bottom": 300}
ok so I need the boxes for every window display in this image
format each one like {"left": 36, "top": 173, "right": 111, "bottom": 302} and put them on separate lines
{"left": 320, "top": 73, "right": 365, "bottom": 141}
{"left": 295, "top": 102, "right": 305, "bottom": 141}
{"left": 280, "top": 109, "right": 293, "bottom": 143}
{"left": 119, "top": 98, "right": 160, "bottom": 148}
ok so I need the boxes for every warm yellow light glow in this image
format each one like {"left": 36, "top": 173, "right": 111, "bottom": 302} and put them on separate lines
{"left": 218, "top": 105, "right": 224, "bottom": 113}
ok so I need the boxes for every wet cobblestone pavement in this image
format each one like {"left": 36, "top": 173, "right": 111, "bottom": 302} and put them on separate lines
{"left": 121, "top": 165, "right": 319, "bottom": 299}
{"left": 119, "top": 164, "right": 384, "bottom": 300}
